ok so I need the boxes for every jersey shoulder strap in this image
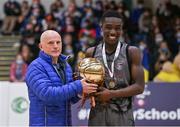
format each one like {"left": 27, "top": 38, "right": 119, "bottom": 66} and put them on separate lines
{"left": 92, "top": 45, "right": 98, "bottom": 57}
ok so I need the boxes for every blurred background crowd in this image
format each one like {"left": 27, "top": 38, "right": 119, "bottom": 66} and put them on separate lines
{"left": 0, "top": 0, "right": 179, "bottom": 82}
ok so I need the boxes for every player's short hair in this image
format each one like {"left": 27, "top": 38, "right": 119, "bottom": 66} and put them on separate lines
{"left": 100, "top": 10, "right": 124, "bottom": 25}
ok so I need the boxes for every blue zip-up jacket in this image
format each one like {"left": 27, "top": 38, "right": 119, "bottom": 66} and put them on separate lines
{"left": 25, "top": 51, "right": 82, "bottom": 126}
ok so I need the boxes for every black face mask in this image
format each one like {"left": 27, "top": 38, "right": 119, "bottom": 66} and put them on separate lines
{"left": 23, "top": 30, "right": 33, "bottom": 37}
{"left": 159, "top": 60, "right": 165, "bottom": 64}
{"left": 165, "top": 2, "right": 171, "bottom": 9}
{"left": 51, "top": 7, "right": 58, "bottom": 12}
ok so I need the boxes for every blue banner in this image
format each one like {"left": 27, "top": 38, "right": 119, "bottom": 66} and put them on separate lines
{"left": 71, "top": 83, "right": 180, "bottom": 126}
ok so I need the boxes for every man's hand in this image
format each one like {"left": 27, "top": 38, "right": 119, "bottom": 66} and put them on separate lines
{"left": 79, "top": 79, "right": 97, "bottom": 108}
{"left": 81, "top": 78, "right": 98, "bottom": 94}
{"left": 95, "top": 87, "right": 113, "bottom": 103}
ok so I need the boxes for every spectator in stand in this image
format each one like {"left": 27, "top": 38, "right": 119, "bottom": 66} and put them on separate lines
{"left": 50, "top": 0, "right": 65, "bottom": 21}
{"left": 154, "top": 41, "right": 172, "bottom": 75}
{"left": 156, "top": 0, "right": 179, "bottom": 57}
{"left": 156, "top": 0, "right": 180, "bottom": 28}
{"left": 145, "top": 15, "right": 164, "bottom": 80}
{"left": 10, "top": 54, "right": 27, "bottom": 82}
{"left": 1, "top": 0, "right": 21, "bottom": 34}
{"left": 62, "top": 33, "right": 77, "bottom": 69}
{"left": 154, "top": 53, "right": 180, "bottom": 82}
{"left": 63, "top": 19, "right": 76, "bottom": 34}
{"left": 138, "top": 8, "right": 152, "bottom": 34}
{"left": 117, "top": 1, "right": 130, "bottom": 31}
{"left": 41, "top": 13, "right": 59, "bottom": 31}
{"left": 79, "top": 6, "right": 97, "bottom": 45}
{"left": 29, "top": 0, "right": 45, "bottom": 20}
{"left": 83, "top": 0, "right": 93, "bottom": 8}
{"left": 63, "top": 0, "right": 82, "bottom": 27}
{"left": 79, "top": 18, "right": 96, "bottom": 39}
{"left": 19, "top": 44, "right": 33, "bottom": 65}
{"left": 20, "top": 22, "right": 41, "bottom": 60}
{"left": 104, "top": 0, "right": 118, "bottom": 10}
{"left": 16, "top": 0, "right": 30, "bottom": 32}
{"left": 93, "top": 0, "right": 104, "bottom": 22}
{"left": 130, "top": 0, "right": 145, "bottom": 34}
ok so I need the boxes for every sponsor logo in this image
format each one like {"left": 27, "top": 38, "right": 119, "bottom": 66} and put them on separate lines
{"left": 11, "top": 97, "right": 28, "bottom": 114}
{"left": 116, "top": 61, "right": 124, "bottom": 70}
{"left": 135, "top": 85, "right": 151, "bottom": 107}
{"left": 136, "top": 85, "right": 151, "bottom": 99}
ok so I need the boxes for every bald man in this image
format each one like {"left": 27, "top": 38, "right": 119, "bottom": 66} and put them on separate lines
{"left": 25, "top": 30, "right": 97, "bottom": 126}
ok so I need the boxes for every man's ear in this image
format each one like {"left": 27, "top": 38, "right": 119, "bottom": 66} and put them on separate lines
{"left": 39, "top": 43, "right": 43, "bottom": 50}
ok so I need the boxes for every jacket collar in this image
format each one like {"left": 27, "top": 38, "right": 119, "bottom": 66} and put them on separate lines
{"left": 39, "top": 51, "right": 69, "bottom": 64}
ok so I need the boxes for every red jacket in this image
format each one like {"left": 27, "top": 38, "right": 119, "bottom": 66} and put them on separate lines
{"left": 10, "top": 61, "right": 27, "bottom": 82}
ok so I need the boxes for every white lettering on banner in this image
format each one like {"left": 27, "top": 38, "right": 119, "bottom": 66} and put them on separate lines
{"left": 134, "top": 108, "right": 180, "bottom": 120}
{"left": 178, "top": 109, "right": 180, "bottom": 119}
{"left": 161, "top": 111, "right": 168, "bottom": 120}
{"left": 152, "top": 108, "right": 160, "bottom": 120}
{"left": 169, "top": 111, "right": 177, "bottom": 120}
{"left": 78, "top": 108, "right": 180, "bottom": 121}
{"left": 145, "top": 111, "right": 151, "bottom": 120}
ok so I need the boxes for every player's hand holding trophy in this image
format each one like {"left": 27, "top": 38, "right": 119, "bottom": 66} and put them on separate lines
{"left": 78, "top": 58, "right": 105, "bottom": 107}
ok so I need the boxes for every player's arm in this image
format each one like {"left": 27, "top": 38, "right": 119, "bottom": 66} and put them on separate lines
{"left": 86, "top": 47, "right": 95, "bottom": 58}
{"left": 111, "top": 46, "right": 145, "bottom": 97}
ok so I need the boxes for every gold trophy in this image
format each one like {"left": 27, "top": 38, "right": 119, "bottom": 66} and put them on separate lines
{"left": 78, "top": 58, "right": 105, "bottom": 86}
{"left": 78, "top": 58, "right": 105, "bottom": 107}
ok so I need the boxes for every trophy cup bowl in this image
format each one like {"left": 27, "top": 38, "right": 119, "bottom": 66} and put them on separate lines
{"left": 78, "top": 58, "right": 105, "bottom": 86}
